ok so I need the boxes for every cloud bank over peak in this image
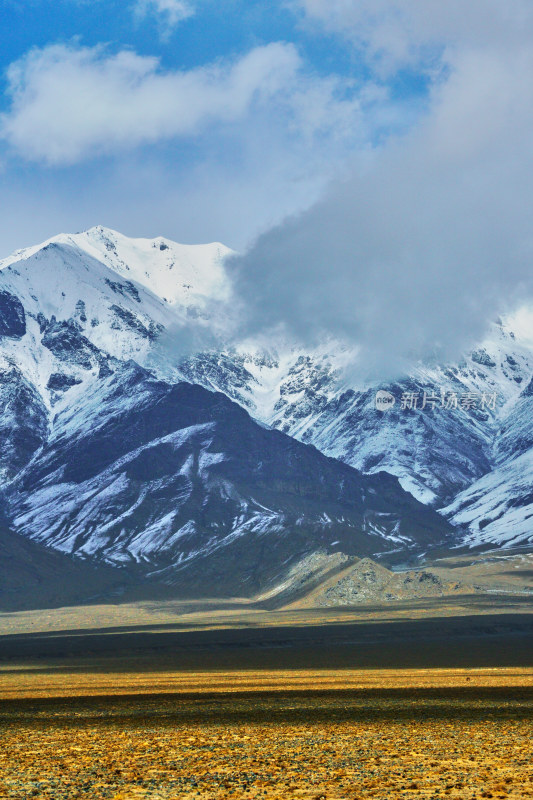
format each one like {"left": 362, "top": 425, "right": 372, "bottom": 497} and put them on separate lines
{"left": 229, "top": 10, "right": 533, "bottom": 374}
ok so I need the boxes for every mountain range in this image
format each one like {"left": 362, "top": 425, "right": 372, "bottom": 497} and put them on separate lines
{"left": 0, "top": 225, "right": 531, "bottom": 605}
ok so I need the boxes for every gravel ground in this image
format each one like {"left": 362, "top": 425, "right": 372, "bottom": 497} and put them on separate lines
{"left": 0, "top": 669, "right": 532, "bottom": 799}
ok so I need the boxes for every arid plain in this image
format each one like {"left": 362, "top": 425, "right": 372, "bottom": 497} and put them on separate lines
{"left": 2, "top": 550, "right": 533, "bottom": 799}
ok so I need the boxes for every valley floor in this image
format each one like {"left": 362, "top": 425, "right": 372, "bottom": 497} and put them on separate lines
{"left": 2, "top": 550, "right": 533, "bottom": 799}
{"left": 0, "top": 669, "right": 532, "bottom": 799}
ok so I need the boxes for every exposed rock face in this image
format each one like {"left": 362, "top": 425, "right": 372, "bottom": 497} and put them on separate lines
{"left": 46, "top": 373, "right": 82, "bottom": 391}
{"left": 0, "top": 290, "right": 25, "bottom": 338}
{"left": 0, "top": 367, "right": 48, "bottom": 482}
{"left": 110, "top": 305, "right": 163, "bottom": 340}
{"left": 41, "top": 318, "right": 103, "bottom": 369}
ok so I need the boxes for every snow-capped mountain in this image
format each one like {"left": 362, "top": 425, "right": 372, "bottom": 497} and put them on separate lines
{"left": 0, "top": 227, "right": 453, "bottom": 591}
{"left": 5, "top": 361, "right": 449, "bottom": 592}
{"left": 1, "top": 225, "right": 232, "bottom": 309}
{"left": 161, "top": 310, "right": 532, "bottom": 515}
{"left": 264, "top": 335, "right": 533, "bottom": 548}
{"left": 0, "top": 226, "right": 237, "bottom": 479}
{"left": 0, "top": 224, "right": 532, "bottom": 568}
{"left": 259, "top": 322, "right": 533, "bottom": 506}
{"left": 0, "top": 226, "right": 232, "bottom": 387}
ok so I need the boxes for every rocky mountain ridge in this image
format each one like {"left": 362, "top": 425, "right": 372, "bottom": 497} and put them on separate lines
{"left": 0, "top": 224, "right": 531, "bottom": 571}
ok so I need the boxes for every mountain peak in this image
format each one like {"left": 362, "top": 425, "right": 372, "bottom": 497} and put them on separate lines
{"left": 1, "top": 226, "right": 234, "bottom": 307}
{"left": 67, "top": 226, "right": 234, "bottom": 305}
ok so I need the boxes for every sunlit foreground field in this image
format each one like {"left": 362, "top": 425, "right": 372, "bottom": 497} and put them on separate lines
{"left": 1, "top": 668, "right": 532, "bottom": 800}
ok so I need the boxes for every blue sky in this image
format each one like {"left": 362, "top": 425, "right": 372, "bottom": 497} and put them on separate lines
{"left": 0, "top": 0, "right": 435, "bottom": 255}
{"left": 0, "top": 1, "right": 378, "bottom": 100}
{"left": 2, "top": 1, "right": 304, "bottom": 78}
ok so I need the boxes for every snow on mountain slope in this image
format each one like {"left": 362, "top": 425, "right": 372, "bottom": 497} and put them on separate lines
{"left": 5, "top": 362, "right": 450, "bottom": 591}
{"left": 289, "top": 324, "right": 532, "bottom": 501}
{"left": 495, "top": 373, "right": 533, "bottom": 464}
{"left": 0, "top": 226, "right": 234, "bottom": 387}
{"left": 0, "top": 226, "right": 236, "bottom": 412}
{"left": 1, "top": 226, "right": 233, "bottom": 308}
{"left": 0, "top": 227, "right": 237, "bottom": 483}
{"left": 0, "top": 246, "right": 168, "bottom": 462}
{"left": 1, "top": 225, "right": 532, "bottom": 556}
{"left": 442, "top": 448, "right": 533, "bottom": 549}
{"left": 0, "top": 358, "right": 49, "bottom": 483}
{"left": 442, "top": 375, "right": 533, "bottom": 548}
{"left": 181, "top": 321, "right": 533, "bottom": 507}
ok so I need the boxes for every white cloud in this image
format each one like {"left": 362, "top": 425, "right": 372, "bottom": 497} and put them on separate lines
{"left": 134, "top": 0, "right": 194, "bottom": 34}
{"left": 0, "top": 41, "right": 382, "bottom": 166}
{"left": 0, "top": 35, "right": 399, "bottom": 255}
{"left": 294, "top": 0, "right": 533, "bottom": 73}
{"left": 229, "top": 35, "right": 533, "bottom": 373}
{"left": 0, "top": 42, "right": 298, "bottom": 164}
